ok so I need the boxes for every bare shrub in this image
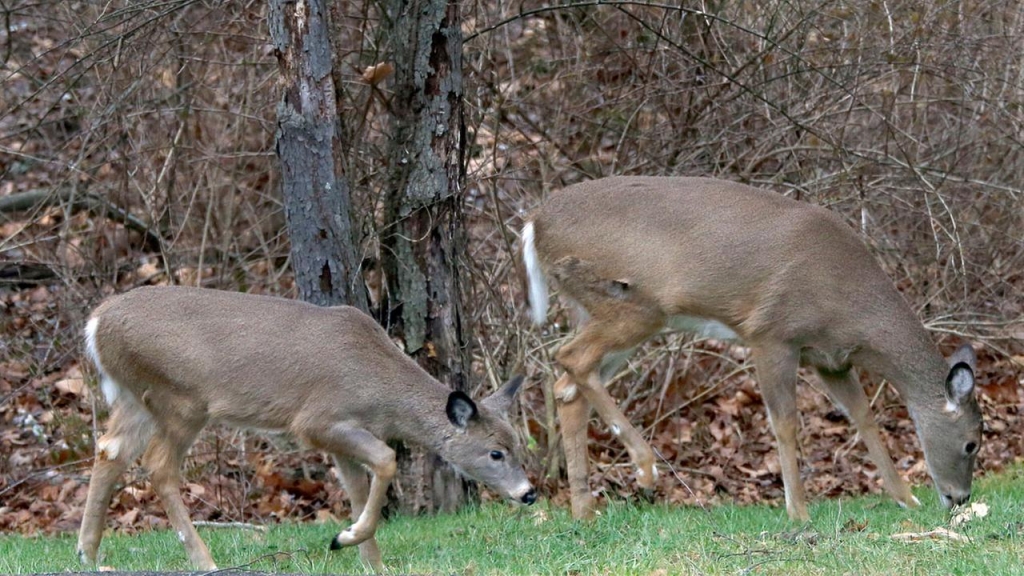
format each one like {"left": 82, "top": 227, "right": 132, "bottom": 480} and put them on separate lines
{"left": 1, "top": 0, "right": 1021, "bottom": 532}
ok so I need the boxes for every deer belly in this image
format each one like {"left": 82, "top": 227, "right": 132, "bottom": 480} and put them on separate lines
{"left": 666, "top": 315, "right": 740, "bottom": 341}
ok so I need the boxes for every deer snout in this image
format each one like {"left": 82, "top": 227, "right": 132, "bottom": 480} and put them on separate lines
{"left": 942, "top": 490, "right": 971, "bottom": 508}
{"left": 509, "top": 482, "right": 537, "bottom": 505}
{"left": 520, "top": 488, "right": 538, "bottom": 505}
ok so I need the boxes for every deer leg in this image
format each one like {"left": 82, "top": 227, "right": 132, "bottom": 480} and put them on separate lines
{"left": 816, "top": 368, "right": 919, "bottom": 508}
{"left": 313, "top": 425, "right": 396, "bottom": 550}
{"left": 333, "top": 456, "right": 384, "bottom": 572}
{"left": 142, "top": 429, "right": 214, "bottom": 570}
{"left": 77, "top": 400, "right": 155, "bottom": 565}
{"left": 76, "top": 450, "right": 130, "bottom": 565}
{"left": 556, "top": 347, "right": 637, "bottom": 519}
{"left": 554, "top": 373, "right": 594, "bottom": 520}
{"left": 752, "top": 344, "right": 809, "bottom": 521}
{"left": 578, "top": 371, "right": 658, "bottom": 488}
{"left": 557, "top": 323, "right": 660, "bottom": 491}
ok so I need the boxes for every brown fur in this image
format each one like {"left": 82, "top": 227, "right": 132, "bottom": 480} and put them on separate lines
{"left": 526, "top": 176, "right": 982, "bottom": 521}
{"left": 76, "top": 286, "right": 534, "bottom": 571}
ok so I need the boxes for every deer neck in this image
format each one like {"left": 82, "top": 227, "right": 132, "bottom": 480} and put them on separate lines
{"left": 859, "top": 314, "right": 947, "bottom": 413}
{"left": 382, "top": 378, "right": 457, "bottom": 454}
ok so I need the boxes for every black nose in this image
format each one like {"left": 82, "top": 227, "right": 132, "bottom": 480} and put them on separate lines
{"left": 521, "top": 488, "right": 537, "bottom": 505}
{"left": 945, "top": 492, "right": 971, "bottom": 506}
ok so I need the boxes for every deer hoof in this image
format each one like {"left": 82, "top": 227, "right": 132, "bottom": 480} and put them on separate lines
{"left": 635, "top": 462, "right": 657, "bottom": 489}
{"left": 639, "top": 486, "right": 657, "bottom": 503}
{"left": 333, "top": 526, "right": 372, "bottom": 548}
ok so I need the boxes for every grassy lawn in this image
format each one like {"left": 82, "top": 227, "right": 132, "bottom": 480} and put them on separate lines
{"left": 2, "top": 466, "right": 1021, "bottom": 575}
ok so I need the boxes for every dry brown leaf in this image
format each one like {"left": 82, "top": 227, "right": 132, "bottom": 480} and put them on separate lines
{"left": 135, "top": 261, "right": 161, "bottom": 280}
{"left": 735, "top": 464, "right": 769, "bottom": 478}
{"left": 123, "top": 486, "right": 148, "bottom": 500}
{"left": 891, "top": 527, "right": 969, "bottom": 543}
{"left": 843, "top": 518, "right": 869, "bottom": 532}
{"left": 55, "top": 377, "right": 89, "bottom": 399}
{"left": 715, "top": 395, "right": 741, "bottom": 417}
{"left": 362, "top": 62, "right": 394, "bottom": 85}
{"left": 315, "top": 509, "right": 340, "bottom": 523}
{"left": 116, "top": 508, "right": 139, "bottom": 526}
{"left": 950, "top": 502, "right": 989, "bottom": 527}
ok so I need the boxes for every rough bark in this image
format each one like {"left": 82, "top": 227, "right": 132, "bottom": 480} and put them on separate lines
{"left": 381, "top": 0, "right": 473, "bottom": 514}
{"left": 269, "top": 0, "right": 365, "bottom": 309}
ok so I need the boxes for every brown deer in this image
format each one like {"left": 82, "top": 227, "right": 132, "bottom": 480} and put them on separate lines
{"left": 523, "top": 176, "right": 981, "bottom": 521}
{"left": 76, "top": 286, "right": 536, "bottom": 571}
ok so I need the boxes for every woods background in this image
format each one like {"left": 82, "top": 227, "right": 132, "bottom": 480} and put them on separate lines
{"left": 1, "top": 0, "right": 1023, "bottom": 535}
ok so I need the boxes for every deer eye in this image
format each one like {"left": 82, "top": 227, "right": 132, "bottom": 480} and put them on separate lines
{"left": 489, "top": 450, "right": 505, "bottom": 461}
{"left": 965, "top": 441, "right": 978, "bottom": 455}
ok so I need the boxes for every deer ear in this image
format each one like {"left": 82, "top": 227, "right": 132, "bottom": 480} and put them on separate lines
{"left": 446, "top": 391, "right": 478, "bottom": 429}
{"left": 948, "top": 343, "right": 977, "bottom": 372}
{"left": 605, "top": 279, "right": 631, "bottom": 298}
{"left": 481, "top": 375, "right": 525, "bottom": 417}
{"left": 945, "top": 361, "right": 976, "bottom": 407}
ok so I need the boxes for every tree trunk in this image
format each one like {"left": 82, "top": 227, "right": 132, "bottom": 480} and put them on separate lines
{"left": 381, "top": 0, "right": 473, "bottom": 514}
{"left": 269, "top": 0, "right": 365, "bottom": 310}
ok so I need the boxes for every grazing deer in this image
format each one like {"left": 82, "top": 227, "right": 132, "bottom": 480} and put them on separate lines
{"left": 523, "top": 176, "right": 982, "bottom": 521}
{"left": 76, "top": 286, "right": 536, "bottom": 571}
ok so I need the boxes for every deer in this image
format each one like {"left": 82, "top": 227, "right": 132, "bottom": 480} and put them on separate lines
{"left": 76, "top": 286, "right": 536, "bottom": 572}
{"left": 522, "top": 175, "right": 982, "bottom": 522}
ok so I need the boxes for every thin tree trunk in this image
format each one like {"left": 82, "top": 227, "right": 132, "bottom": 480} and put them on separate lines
{"left": 381, "top": 0, "right": 473, "bottom": 514}
{"left": 269, "top": 0, "right": 365, "bottom": 309}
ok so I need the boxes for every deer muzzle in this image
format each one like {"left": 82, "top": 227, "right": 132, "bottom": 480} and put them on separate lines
{"left": 520, "top": 487, "right": 538, "bottom": 505}
{"left": 940, "top": 489, "right": 971, "bottom": 509}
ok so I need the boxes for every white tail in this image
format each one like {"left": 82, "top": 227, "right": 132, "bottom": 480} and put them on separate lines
{"left": 523, "top": 222, "right": 549, "bottom": 325}
{"left": 76, "top": 286, "right": 535, "bottom": 572}
{"left": 525, "top": 176, "right": 981, "bottom": 522}
{"left": 84, "top": 318, "right": 121, "bottom": 407}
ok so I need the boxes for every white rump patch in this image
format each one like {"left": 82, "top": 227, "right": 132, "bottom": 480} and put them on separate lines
{"left": 666, "top": 315, "right": 740, "bottom": 341}
{"left": 97, "top": 436, "right": 122, "bottom": 461}
{"left": 100, "top": 378, "right": 121, "bottom": 407}
{"left": 522, "top": 222, "right": 549, "bottom": 326}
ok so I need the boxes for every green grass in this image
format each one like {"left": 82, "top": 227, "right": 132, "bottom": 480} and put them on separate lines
{"left": 2, "top": 467, "right": 1022, "bottom": 575}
